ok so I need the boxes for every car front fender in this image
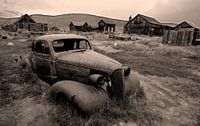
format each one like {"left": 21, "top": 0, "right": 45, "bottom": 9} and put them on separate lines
{"left": 124, "top": 72, "right": 140, "bottom": 96}
{"left": 49, "top": 80, "right": 110, "bottom": 113}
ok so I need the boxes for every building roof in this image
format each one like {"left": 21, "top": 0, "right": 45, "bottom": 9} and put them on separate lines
{"left": 99, "top": 19, "right": 116, "bottom": 25}
{"left": 161, "top": 23, "right": 177, "bottom": 28}
{"left": 70, "top": 21, "right": 87, "bottom": 26}
{"left": 1, "top": 14, "right": 47, "bottom": 25}
{"left": 35, "top": 34, "right": 88, "bottom": 42}
{"left": 175, "top": 21, "right": 200, "bottom": 30}
{"left": 124, "top": 14, "right": 161, "bottom": 28}
{"left": 14, "top": 14, "right": 36, "bottom": 24}
{"left": 137, "top": 14, "right": 160, "bottom": 25}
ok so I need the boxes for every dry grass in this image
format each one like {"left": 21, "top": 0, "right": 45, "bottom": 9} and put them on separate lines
{"left": 0, "top": 33, "right": 200, "bottom": 126}
{"left": 0, "top": 35, "right": 152, "bottom": 126}
{"left": 93, "top": 35, "right": 200, "bottom": 125}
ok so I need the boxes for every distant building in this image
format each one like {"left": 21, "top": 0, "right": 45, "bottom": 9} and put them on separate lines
{"left": 69, "top": 20, "right": 116, "bottom": 33}
{"left": 98, "top": 20, "right": 115, "bottom": 33}
{"left": 163, "top": 21, "right": 200, "bottom": 45}
{"left": 69, "top": 21, "right": 91, "bottom": 32}
{"left": 124, "top": 14, "right": 163, "bottom": 36}
{"left": 175, "top": 21, "right": 200, "bottom": 31}
{"left": 1, "top": 14, "right": 48, "bottom": 32}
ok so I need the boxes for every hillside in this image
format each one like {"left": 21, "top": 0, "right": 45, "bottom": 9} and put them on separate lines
{"left": 0, "top": 13, "right": 127, "bottom": 32}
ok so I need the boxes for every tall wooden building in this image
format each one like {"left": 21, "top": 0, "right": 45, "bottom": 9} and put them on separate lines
{"left": 124, "top": 14, "right": 163, "bottom": 36}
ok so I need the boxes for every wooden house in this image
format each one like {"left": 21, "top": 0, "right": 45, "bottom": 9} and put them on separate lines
{"left": 124, "top": 14, "right": 163, "bottom": 36}
{"left": 1, "top": 14, "right": 48, "bottom": 32}
{"left": 69, "top": 21, "right": 91, "bottom": 32}
{"left": 163, "top": 21, "right": 200, "bottom": 45}
{"left": 98, "top": 20, "right": 115, "bottom": 33}
{"left": 175, "top": 21, "right": 200, "bottom": 31}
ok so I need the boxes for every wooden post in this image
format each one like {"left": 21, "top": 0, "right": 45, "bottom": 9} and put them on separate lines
{"left": 182, "top": 31, "right": 185, "bottom": 45}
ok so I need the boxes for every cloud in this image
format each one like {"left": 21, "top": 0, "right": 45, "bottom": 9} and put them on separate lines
{"left": 0, "top": 0, "right": 157, "bottom": 17}
{"left": 0, "top": 0, "right": 199, "bottom": 26}
{"left": 147, "top": 0, "right": 200, "bottom": 25}
{"left": 0, "top": 0, "right": 21, "bottom": 17}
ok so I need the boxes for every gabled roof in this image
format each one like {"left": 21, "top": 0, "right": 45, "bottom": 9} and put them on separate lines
{"left": 124, "top": 14, "right": 161, "bottom": 28}
{"left": 70, "top": 21, "right": 87, "bottom": 26}
{"left": 175, "top": 21, "right": 200, "bottom": 30}
{"left": 137, "top": 14, "right": 160, "bottom": 25}
{"left": 14, "top": 14, "right": 36, "bottom": 24}
{"left": 99, "top": 20, "right": 116, "bottom": 25}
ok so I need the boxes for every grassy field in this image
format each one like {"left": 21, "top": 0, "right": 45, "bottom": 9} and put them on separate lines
{"left": 0, "top": 32, "right": 200, "bottom": 126}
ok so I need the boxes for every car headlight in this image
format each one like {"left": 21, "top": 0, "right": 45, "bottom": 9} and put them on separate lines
{"left": 88, "top": 74, "right": 105, "bottom": 86}
{"left": 123, "top": 67, "right": 131, "bottom": 76}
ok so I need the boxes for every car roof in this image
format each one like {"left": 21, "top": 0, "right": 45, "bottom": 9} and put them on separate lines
{"left": 35, "top": 34, "right": 88, "bottom": 42}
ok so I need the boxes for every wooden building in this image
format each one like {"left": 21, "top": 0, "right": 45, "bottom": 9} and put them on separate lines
{"left": 1, "top": 14, "right": 48, "bottom": 32}
{"left": 69, "top": 22, "right": 91, "bottom": 32}
{"left": 175, "top": 21, "right": 200, "bottom": 31}
{"left": 163, "top": 21, "right": 200, "bottom": 45}
{"left": 98, "top": 20, "right": 115, "bottom": 32}
{"left": 69, "top": 20, "right": 116, "bottom": 33}
{"left": 124, "top": 14, "right": 163, "bottom": 36}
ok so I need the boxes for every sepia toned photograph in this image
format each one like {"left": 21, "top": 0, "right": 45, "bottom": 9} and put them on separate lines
{"left": 0, "top": 0, "right": 200, "bottom": 125}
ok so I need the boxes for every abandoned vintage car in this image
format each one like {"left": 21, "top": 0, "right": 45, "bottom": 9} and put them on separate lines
{"left": 26, "top": 34, "right": 140, "bottom": 112}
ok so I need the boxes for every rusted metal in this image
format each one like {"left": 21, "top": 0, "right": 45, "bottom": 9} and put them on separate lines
{"left": 28, "top": 34, "right": 140, "bottom": 112}
{"left": 50, "top": 81, "right": 110, "bottom": 113}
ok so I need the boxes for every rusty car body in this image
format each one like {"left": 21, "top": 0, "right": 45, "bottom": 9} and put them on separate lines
{"left": 26, "top": 34, "right": 140, "bottom": 113}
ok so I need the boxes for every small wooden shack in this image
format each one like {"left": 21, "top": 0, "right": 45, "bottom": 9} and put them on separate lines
{"left": 1, "top": 14, "right": 48, "bottom": 32}
{"left": 69, "top": 22, "right": 91, "bottom": 32}
{"left": 98, "top": 20, "right": 115, "bottom": 33}
{"left": 163, "top": 21, "right": 200, "bottom": 45}
{"left": 124, "top": 14, "right": 163, "bottom": 36}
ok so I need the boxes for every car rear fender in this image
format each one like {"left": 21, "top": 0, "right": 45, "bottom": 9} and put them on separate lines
{"left": 49, "top": 80, "right": 110, "bottom": 112}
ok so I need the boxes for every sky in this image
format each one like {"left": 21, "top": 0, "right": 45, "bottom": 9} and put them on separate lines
{"left": 0, "top": 0, "right": 200, "bottom": 25}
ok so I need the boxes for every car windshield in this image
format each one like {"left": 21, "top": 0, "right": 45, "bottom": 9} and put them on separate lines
{"left": 52, "top": 39, "right": 91, "bottom": 53}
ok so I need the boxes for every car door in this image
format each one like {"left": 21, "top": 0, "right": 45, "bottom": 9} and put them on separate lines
{"left": 33, "top": 40, "right": 55, "bottom": 79}
{"left": 54, "top": 39, "right": 90, "bottom": 83}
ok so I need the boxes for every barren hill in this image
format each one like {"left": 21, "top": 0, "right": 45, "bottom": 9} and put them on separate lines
{"left": 0, "top": 13, "right": 127, "bottom": 32}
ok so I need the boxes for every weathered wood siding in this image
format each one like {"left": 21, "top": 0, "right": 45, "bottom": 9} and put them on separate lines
{"left": 124, "top": 15, "right": 163, "bottom": 36}
{"left": 163, "top": 29, "right": 195, "bottom": 45}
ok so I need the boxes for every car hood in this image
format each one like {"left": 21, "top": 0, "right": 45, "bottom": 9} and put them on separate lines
{"left": 55, "top": 50, "right": 122, "bottom": 75}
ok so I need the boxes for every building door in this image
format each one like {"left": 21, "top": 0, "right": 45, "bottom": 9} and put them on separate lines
{"left": 28, "top": 24, "right": 31, "bottom": 31}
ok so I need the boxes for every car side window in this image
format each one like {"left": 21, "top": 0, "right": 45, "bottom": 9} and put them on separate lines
{"left": 35, "top": 41, "right": 50, "bottom": 54}
{"left": 78, "top": 40, "right": 90, "bottom": 49}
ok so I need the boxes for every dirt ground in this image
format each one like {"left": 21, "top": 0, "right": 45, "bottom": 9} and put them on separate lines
{"left": 0, "top": 32, "right": 200, "bottom": 126}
